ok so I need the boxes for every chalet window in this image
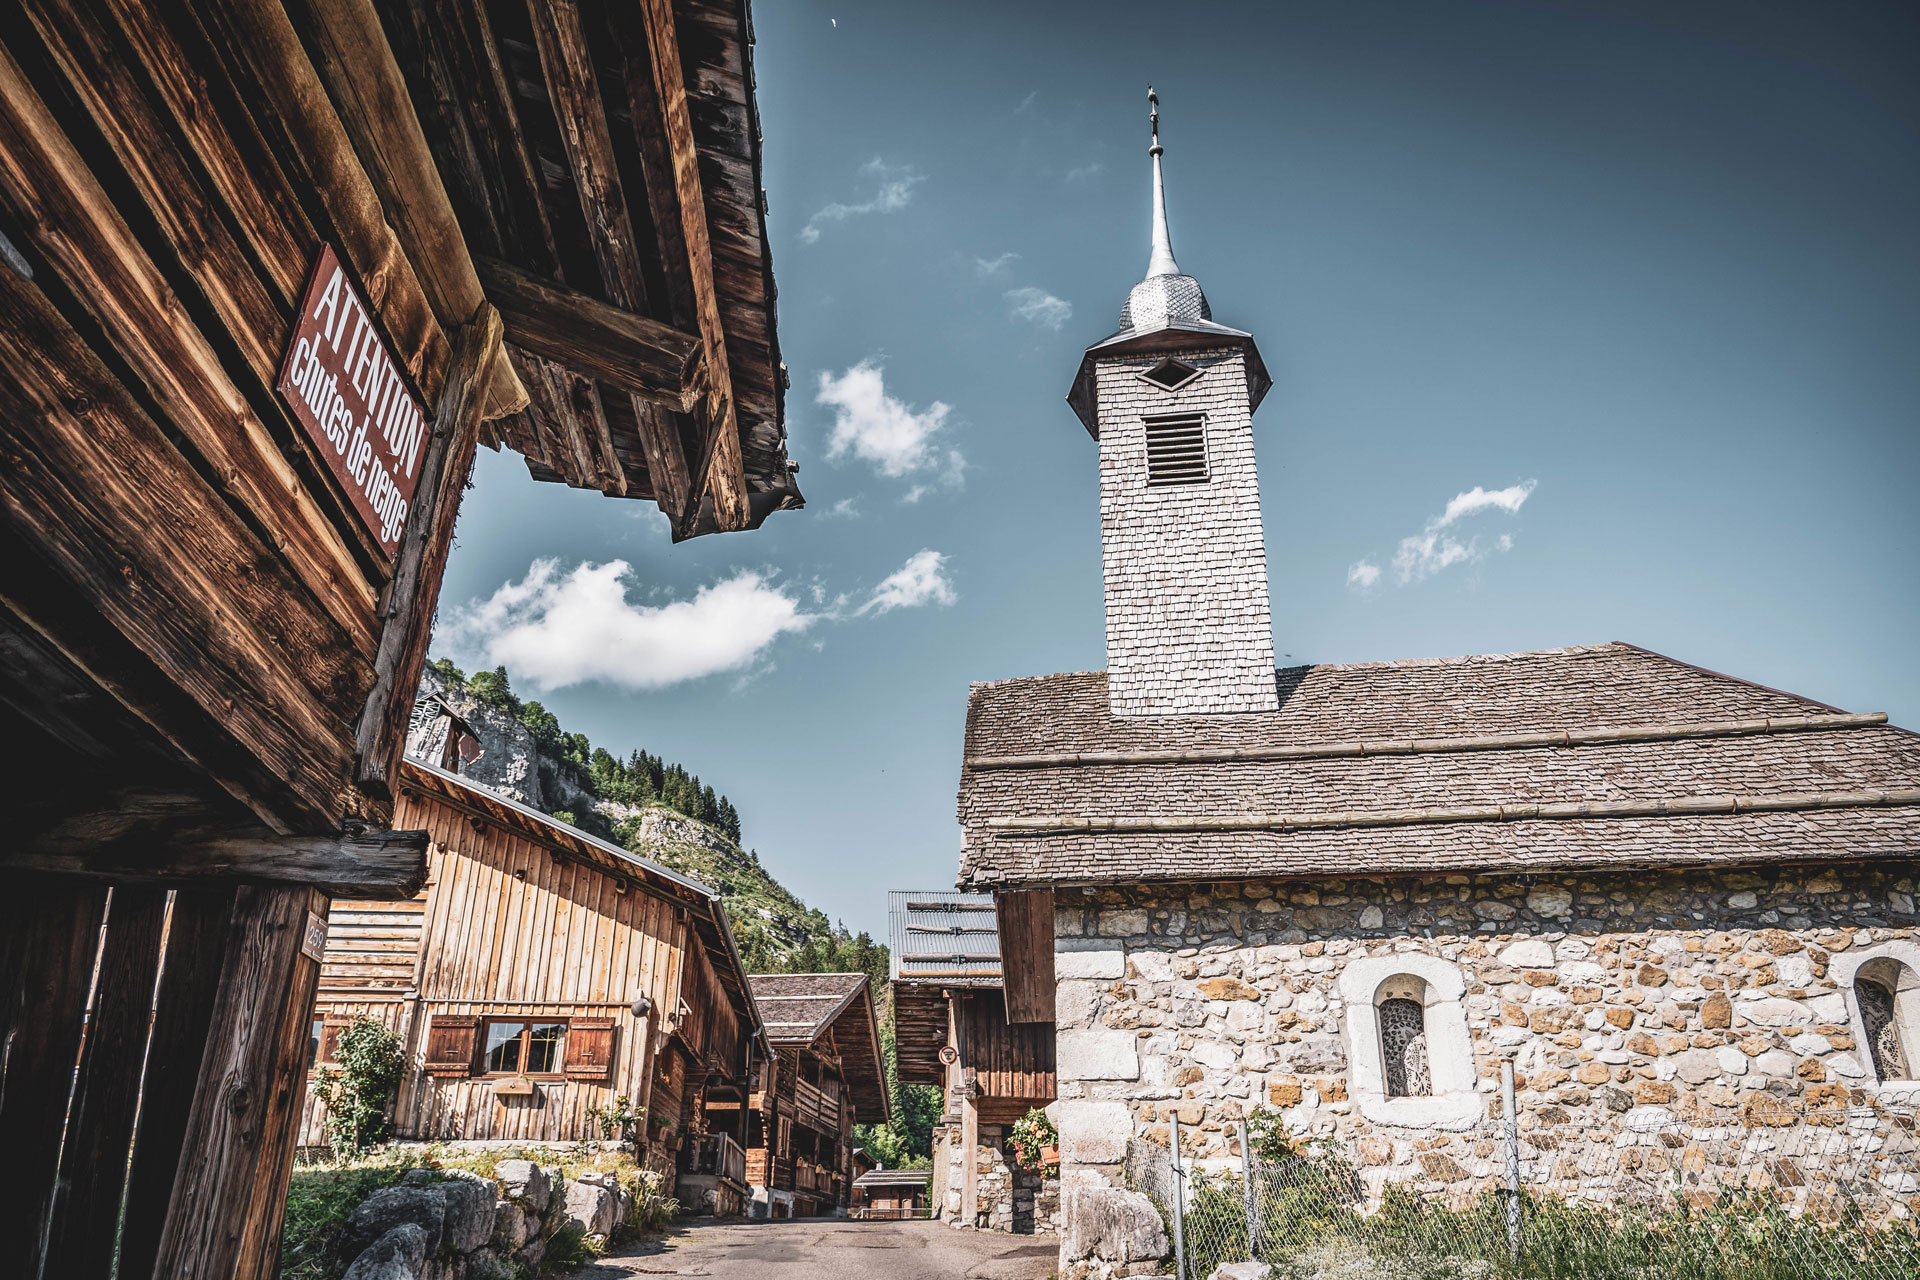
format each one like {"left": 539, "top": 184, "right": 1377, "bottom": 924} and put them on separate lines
{"left": 483, "top": 1020, "right": 567, "bottom": 1076}
{"left": 1860, "top": 979, "right": 1908, "bottom": 1081}
{"left": 1143, "top": 414, "right": 1208, "bottom": 487}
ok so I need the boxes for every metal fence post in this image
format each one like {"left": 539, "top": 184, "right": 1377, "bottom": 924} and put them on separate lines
{"left": 1238, "top": 1117, "right": 1258, "bottom": 1261}
{"left": 1500, "top": 1058, "right": 1523, "bottom": 1265}
{"left": 1170, "top": 1114, "right": 1186, "bottom": 1280}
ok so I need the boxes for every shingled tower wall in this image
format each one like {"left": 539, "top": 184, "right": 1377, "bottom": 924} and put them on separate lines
{"left": 1096, "top": 347, "right": 1278, "bottom": 715}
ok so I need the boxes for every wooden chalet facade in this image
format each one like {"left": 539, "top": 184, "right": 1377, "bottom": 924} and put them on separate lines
{"left": 301, "top": 745, "right": 763, "bottom": 1213}
{"left": 1, "top": 2, "right": 796, "bottom": 1275}
{"left": 743, "top": 973, "right": 891, "bottom": 1217}
{"left": 888, "top": 892, "right": 1057, "bottom": 1232}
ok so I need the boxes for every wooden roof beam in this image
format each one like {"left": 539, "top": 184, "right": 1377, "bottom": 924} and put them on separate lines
{"left": 281, "top": 0, "right": 526, "bottom": 419}
{"left": 477, "top": 254, "right": 704, "bottom": 410}
{"left": 525, "top": 0, "right": 696, "bottom": 524}
{"left": 625, "top": 0, "right": 752, "bottom": 535}
{"left": 11, "top": 789, "right": 428, "bottom": 898}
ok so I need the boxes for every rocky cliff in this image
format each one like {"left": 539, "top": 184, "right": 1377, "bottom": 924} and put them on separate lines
{"left": 415, "top": 666, "right": 821, "bottom": 961}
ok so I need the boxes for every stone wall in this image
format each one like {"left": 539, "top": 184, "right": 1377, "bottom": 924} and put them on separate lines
{"left": 1052, "top": 863, "right": 1920, "bottom": 1213}
{"left": 936, "top": 1121, "right": 1063, "bottom": 1234}
{"left": 336, "top": 1159, "right": 664, "bottom": 1279}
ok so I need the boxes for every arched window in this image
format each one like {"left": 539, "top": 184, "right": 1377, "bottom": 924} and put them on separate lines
{"left": 1337, "top": 955, "right": 1480, "bottom": 1129}
{"left": 1832, "top": 942, "right": 1920, "bottom": 1097}
{"left": 1378, "top": 985, "right": 1432, "bottom": 1098}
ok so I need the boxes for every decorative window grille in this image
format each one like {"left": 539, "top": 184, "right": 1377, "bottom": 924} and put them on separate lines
{"left": 1379, "top": 997, "right": 1431, "bottom": 1098}
{"left": 1860, "top": 977, "right": 1911, "bottom": 1081}
{"left": 1144, "top": 414, "right": 1208, "bottom": 487}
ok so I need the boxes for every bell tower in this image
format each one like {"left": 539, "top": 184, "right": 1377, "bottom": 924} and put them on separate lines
{"left": 1066, "top": 88, "right": 1278, "bottom": 717}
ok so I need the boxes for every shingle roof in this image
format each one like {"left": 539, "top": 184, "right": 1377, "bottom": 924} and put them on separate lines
{"left": 746, "top": 973, "right": 870, "bottom": 1044}
{"left": 957, "top": 643, "right": 1920, "bottom": 888}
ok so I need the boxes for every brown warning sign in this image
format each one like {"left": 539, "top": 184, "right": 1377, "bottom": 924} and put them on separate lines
{"left": 275, "top": 244, "right": 429, "bottom": 558}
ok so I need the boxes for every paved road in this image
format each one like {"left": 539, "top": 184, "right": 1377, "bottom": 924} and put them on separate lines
{"left": 568, "top": 1218, "right": 1059, "bottom": 1280}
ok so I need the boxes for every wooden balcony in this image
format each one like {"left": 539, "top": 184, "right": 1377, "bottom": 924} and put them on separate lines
{"left": 682, "top": 1132, "right": 746, "bottom": 1185}
{"left": 792, "top": 1078, "right": 842, "bottom": 1134}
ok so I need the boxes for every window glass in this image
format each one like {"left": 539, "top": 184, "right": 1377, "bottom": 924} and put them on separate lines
{"left": 1379, "top": 997, "right": 1431, "bottom": 1098}
{"left": 526, "top": 1022, "right": 566, "bottom": 1074}
{"left": 310, "top": 1019, "right": 324, "bottom": 1068}
{"left": 485, "top": 1020, "right": 526, "bottom": 1074}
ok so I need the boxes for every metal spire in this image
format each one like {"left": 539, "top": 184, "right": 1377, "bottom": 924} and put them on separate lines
{"left": 1146, "top": 85, "right": 1181, "bottom": 278}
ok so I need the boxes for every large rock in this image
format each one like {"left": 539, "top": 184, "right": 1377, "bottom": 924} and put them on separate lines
{"left": 1211, "top": 1264, "right": 1273, "bottom": 1280}
{"left": 1063, "top": 1186, "right": 1168, "bottom": 1264}
{"left": 344, "top": 1187, "right": 445, "bottom": 1257}
{"left": 492, "top": 1201, "right": 528, "bottom": 1251}
{"left": 342, "top": 1224, "right": 427, "bottom": 1280}
{"left": 564, "top": 1177, "right": 621, "bottom": 1237}
{"left": 439, "top": 1173, "right": 497, "bottom": 1252}
{"left": 493, "top": 1159, "right": 551, "bottom": 1210}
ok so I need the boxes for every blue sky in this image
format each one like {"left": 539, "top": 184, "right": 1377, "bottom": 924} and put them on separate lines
{"left": 434, "top": 0, "right": 1920, "bottom": 939}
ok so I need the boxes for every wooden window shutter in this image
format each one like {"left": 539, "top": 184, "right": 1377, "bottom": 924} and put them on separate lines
{"left": 564, "top": 1017, "right": 616, "bottom": 1078}
{"left": 423, "top": 1014, "right": 479, "bottom": 1076}
{"left": 319, "top": 1017, "right": 349, "bottom": 1064}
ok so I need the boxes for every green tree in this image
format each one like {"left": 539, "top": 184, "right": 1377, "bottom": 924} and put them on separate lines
{"left": 425, "top": 656, "right": 466, "bottom": 686}
{"left": 468, "top": 665, "right": 518, "bottom": 714}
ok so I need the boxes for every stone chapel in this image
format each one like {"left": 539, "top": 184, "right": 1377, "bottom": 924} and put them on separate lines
{"left": 953, "top": 90, "right": 1920, "bottom": 1275}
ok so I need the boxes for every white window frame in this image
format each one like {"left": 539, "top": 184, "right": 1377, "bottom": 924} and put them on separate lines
{"left": 1831, "top": 940, "right": 1920, "bottom": 1102}
{"left": 1337, "top": 954, "right": 1483, "bottom": 1130}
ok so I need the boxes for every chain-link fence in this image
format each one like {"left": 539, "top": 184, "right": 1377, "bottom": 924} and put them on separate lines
{"left": 1127, "top": 1097, "right": 1920, "bottom": 1280}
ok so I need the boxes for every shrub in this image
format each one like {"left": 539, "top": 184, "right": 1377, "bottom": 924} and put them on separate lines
{"left": 310, "top": 1017, "right": 405, "bottom": 1157}
{"left": 585, "top": 1095, "right": 644, "bottom": 1143}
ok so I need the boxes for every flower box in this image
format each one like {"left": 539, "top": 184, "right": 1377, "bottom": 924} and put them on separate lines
{"left": 493, "top": 1076, "right": 536, "bottom": 1097}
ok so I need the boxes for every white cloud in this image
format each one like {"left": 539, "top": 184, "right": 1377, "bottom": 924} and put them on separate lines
{"left": 823, "top": 496, "right": 860, "bottom": 518}
{"left": 1434, "top": 482, "right": 1536, "bottom": 529}
{"left": 859, "top": 550, "right": 957, "bottom": 615}
{"left": 815, "top": 360, "right": 960, "bottom": 482}
{"left": 1016, "top": 90, "right": 1038, "bottom": 113}
{"left": 974, "top": 252, "right": 1020, "bottom": 277}
{"left": 1388, "top": 480, "right": 1536, "bottom": 584}
{"left": 1066, "top": 162, "right": 1105, "bottom": 181}
{"left": 1346, "top": 560, "right": 1381, "bottom": 590}
{"left": 800, "top": 157, "right": 924, "bottom": 244}
{"left": 1006, "top": 286, "right": 1072, "bottom": 330}
{"left": 448, "top": 560, "right": 813, "bottom": 691}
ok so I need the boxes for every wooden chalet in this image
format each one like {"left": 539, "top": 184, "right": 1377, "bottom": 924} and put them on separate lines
{"left": 888, "top": 891, "right": 1056, "bottom": 1231}
{"left": 743, "top": 973, "right": 891, "bottom": 1217}
{"left": 301, "top": 738, "right": 764, "bottom": 1214}
{"left": 1, "top": 2, "right": 796, "bottom": 1275}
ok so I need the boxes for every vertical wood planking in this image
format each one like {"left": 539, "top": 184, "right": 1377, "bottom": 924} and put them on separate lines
{"left": 44, "top": 884, "right": 168, "bottom": 1277}
{"left": 0, "top": 874, "right": 109, "bottom": 1280}
{"left": 117, "top": 887, "right": 234, "bottom": 1280}
{"left": 152, "top": 884, "right": 325, "bottom": 1280}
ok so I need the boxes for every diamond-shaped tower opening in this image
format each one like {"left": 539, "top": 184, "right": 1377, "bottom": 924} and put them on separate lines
{"left": 1140, "top": 357, "right": 1200, "bottom": 391}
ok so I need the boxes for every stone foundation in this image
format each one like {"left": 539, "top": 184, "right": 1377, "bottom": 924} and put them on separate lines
{"left": 1052, "top": 864, "right": 1920, "bottom": 1214}
{"left": 936, "top": 1121, "right": 1063, "bottom": 1233}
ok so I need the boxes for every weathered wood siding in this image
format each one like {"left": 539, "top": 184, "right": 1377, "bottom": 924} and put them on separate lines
{"left": 300, "top": 789, "right": 701, "bottom": 1144}
{"left": 958, "top": 989, "right": 1056, "bottom": 1104}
